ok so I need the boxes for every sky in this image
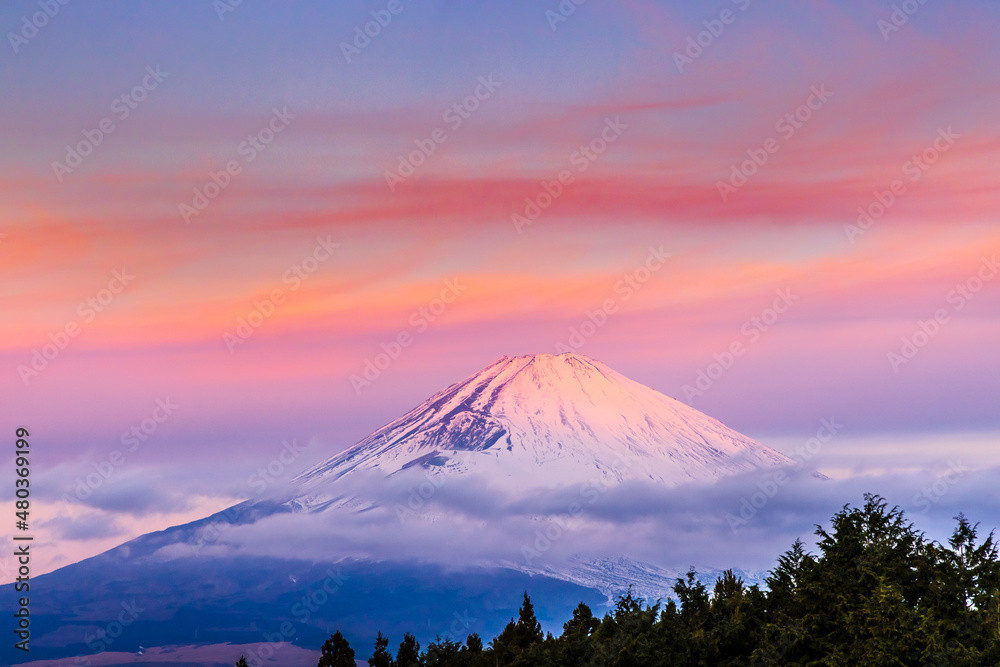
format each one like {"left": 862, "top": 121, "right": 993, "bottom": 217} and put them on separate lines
{"left": 1, "top": 0, "right": 1000, "bottom": 579}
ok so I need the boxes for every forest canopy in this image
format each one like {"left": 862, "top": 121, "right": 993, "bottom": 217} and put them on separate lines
{"left": 238, "top": 494, "right": 1000, "bottom": 666}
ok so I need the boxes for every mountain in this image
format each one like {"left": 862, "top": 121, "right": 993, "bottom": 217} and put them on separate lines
{"left": 2, "top": 353, "right": 803, "bottom": 665}
{"left": 287, "top": 353, "right": 794, "bottom": 511}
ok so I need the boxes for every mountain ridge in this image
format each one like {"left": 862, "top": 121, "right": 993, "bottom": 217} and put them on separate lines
{"left": 0, "top": 352, "right": 810, "bottom": 664}
{"left": 288, "top": 352, "right": 794, "bottom": 511}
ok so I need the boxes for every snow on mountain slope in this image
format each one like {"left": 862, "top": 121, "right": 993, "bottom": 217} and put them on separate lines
{"left": 289, "top": 353, "right": 793, "bottom": 509}
{"left": 509, "top": 555, "right": 769, "bottom": 603}
{"left": 96, "top": 353, "right": 804, "bottom": 613}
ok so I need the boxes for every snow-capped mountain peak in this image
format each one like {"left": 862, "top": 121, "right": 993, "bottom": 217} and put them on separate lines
{"left": 291, "top": 353, "right": 793, "bottom": 501}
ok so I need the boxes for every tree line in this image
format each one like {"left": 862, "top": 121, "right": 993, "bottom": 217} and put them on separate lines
{"left": 234, "top": 495, "right": 1000, "bottom": 665}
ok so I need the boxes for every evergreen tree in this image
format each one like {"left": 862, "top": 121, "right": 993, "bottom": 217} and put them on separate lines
{"left": 463, "top": 632, "right": 483, "bottom": 653}
{"left": 489, "top": 618, "right": 517, "bottom": 666}
{"left": 563, "top": 601, "right": 598, "bottom": 639}
{"left": 293, "top": 496, "right": 1000, "bottom": 666}
{"left": 513, "top": 591, "right": 544, "bottom": 650}
{"left": 763, "top": 538, "right": 811, "bottom": 612}
{"left": 797, "top": 494, "right": 929, "bottom": 663}
{"left": 368, "top": 630, "right": 393, "bottom": 667}
{"left": 395, "top": 632, "right": 420, "bottom": 667}
{"left": 673, "top": 568, "right": 710, "bottom": 625}
{"left": 424, "top": 634, "right": 462, "bottom": 665}
{"left": 234, "top": 656, "right": 249, "bottom": 667}
{"left": 455, "top": 633, "right": 491, "bottom": 667}
{"left": 492, "top": 592, "right": 544, "bottom": 657}
{"left": 317, "top": 630, "right": 355, "bottom": 667}
{"left": 705, "top": 570, "right": 758, "bottom": 664}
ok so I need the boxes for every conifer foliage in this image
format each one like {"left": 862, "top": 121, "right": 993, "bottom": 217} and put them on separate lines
{"left": 317, "top": 630, "right": 355, "bottom": 667}
{"left": 256, "top": 495, "right": 1000, "bottom": 666}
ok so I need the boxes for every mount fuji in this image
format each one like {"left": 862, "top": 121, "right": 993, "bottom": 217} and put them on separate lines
{"left": 4, "top": 353, "right": 805, "bottom": 665}
{"left": 275, "top": 353, "right": 794, "bottom": 520}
